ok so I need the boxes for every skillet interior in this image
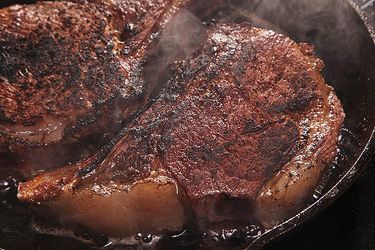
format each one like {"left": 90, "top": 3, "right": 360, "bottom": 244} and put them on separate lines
{"left": 0, "top": 0, "right": 375, "bottom": 249}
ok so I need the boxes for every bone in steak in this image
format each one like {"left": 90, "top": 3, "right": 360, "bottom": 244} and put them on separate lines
{"left": 0, "top": 0, "right": 190, "bottom": 175}
{"left": 18, "top": 22, "right": 345, "bottom": 236}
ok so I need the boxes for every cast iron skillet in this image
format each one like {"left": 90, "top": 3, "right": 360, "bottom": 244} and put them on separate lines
{"left": 232, "top": 0, "right": 375, "bottom": 248}
{"left": 0, "top": 0, "right": 374, "bottom": 249}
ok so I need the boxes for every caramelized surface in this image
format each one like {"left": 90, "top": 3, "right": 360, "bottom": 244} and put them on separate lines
{"left": 0, "top": 0, "right": 190, "bottom": 174}
{"left": 19, "top": 23, "right": 344, "bottom": 236}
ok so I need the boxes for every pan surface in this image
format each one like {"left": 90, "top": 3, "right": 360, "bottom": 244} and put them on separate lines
{"left": 0, "top": 0, "right": 375, "bottom": 249}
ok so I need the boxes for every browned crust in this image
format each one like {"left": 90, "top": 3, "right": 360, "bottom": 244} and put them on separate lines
{"left": 0, "top": 2, "right": 129, "bottom": 125}
{"left": 18, "top": 24, "right": 345, "bottom": 205}
{"left": 0, "top": 0, "right": 192, "bottom": 173}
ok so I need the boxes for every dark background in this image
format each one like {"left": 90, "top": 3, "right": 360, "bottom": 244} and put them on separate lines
{"left": 264, "top": 158, "right": 375, "bottom": 250}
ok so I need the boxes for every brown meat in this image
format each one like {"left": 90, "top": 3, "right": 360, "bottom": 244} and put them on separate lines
{"left": 0, "top": 0, "right": 190, "bottom": 175}
{"left": 18, "top": 23, "right": 345, "bottom": 236}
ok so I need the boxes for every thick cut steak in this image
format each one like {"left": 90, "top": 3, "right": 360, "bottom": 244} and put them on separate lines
{"left": 18, "top": 23, "right": 344, "bottom": 236}
{"left": 0, "top": 0, "right": 190, "bottom": 175}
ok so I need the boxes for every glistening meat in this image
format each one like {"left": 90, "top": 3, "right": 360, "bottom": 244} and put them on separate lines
{"left": 0, "top": 0, "right": 191, "bottom": 175}
{"left": 18, "top": 19, "right": 344, "bottom": 237}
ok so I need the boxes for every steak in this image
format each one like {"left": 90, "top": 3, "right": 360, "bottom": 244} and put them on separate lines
{"left": 0, "top": 0, "right": 191, "bottom": 175}
{"left": 18, "top": 23, "right": 345, "bottom": 236}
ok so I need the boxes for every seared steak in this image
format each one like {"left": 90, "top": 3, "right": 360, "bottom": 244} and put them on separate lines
{"left": 0, "top": 0, "right": 190, "bottom": 175}
{"left": 18, "top": 23, "right": 344, "bottom": 236}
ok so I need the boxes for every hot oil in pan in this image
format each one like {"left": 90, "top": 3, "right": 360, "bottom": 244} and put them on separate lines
{"left": 1, "top": 0, "right": 375, "bottom": 249}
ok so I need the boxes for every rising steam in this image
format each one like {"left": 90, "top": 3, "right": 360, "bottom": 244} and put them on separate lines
{"left": 143, "top": 9, "right": 206, "bottom": 97}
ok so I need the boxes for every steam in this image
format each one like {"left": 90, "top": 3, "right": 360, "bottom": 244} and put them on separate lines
{"left": 143, "top": 9, "right": 206, "bottom": 98}
{"left": 189, "top": 0, "right": 369, "bottom": 92}
{"left": 159, "top": 9, "right": 206, "bottom": 62}
{"left": 216, "top": 0, "right": 364, "bottom": 59}
{"left": 188, "top": 0, "right": 369, "bottom": 83}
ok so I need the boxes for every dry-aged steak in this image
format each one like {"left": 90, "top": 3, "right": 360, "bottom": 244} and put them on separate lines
{"left": 0, "top": 0, "right": 190, "bottom": 174}
{"left": 18, "top": 23, "right": 345, "bottom": 236}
